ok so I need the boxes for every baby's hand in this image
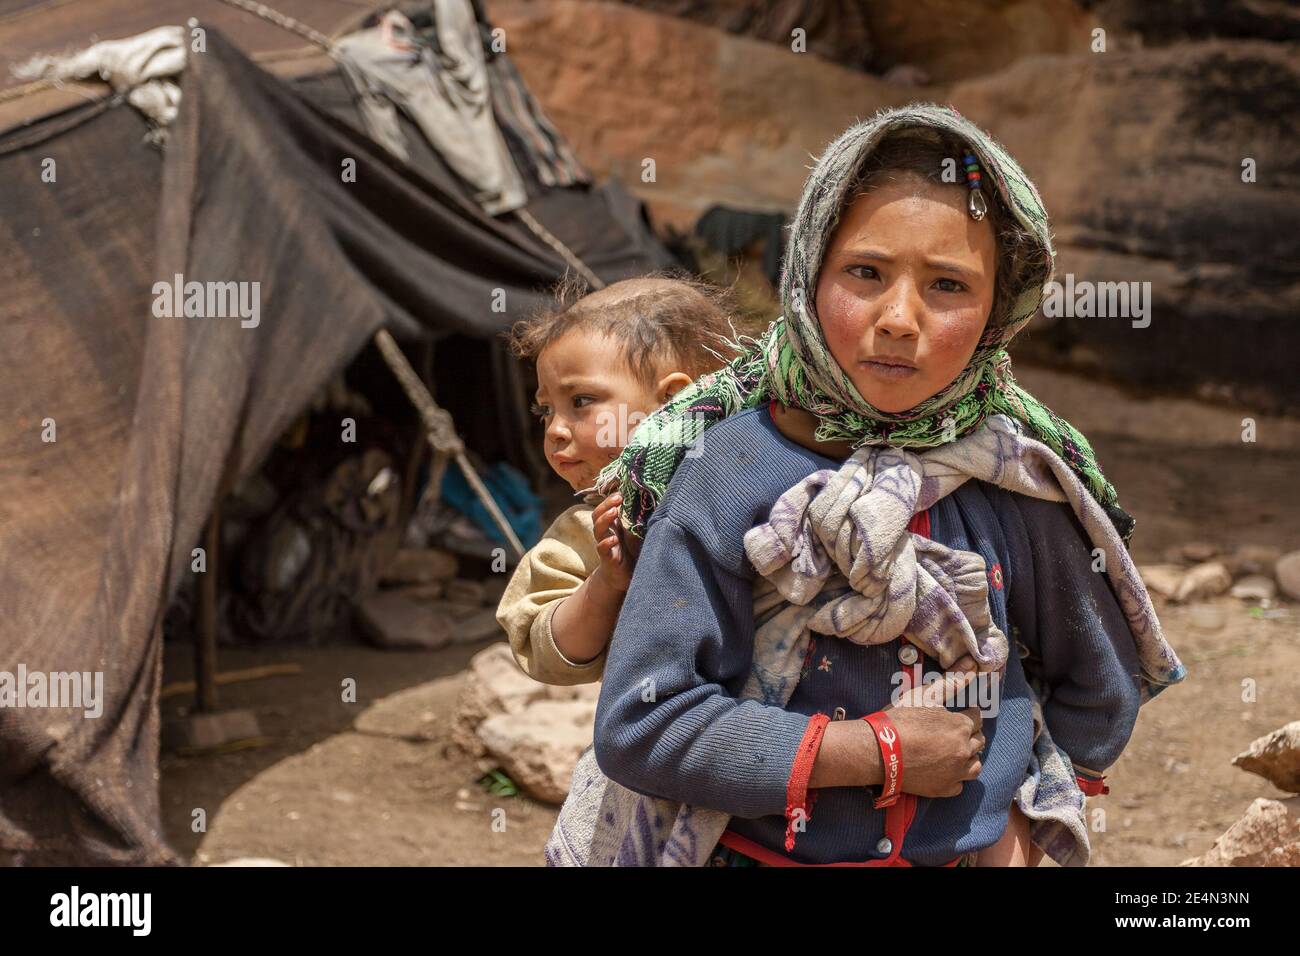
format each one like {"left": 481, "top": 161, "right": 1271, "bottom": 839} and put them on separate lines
{"left": 591, "top": 493, "right": 632, "bottom": 593}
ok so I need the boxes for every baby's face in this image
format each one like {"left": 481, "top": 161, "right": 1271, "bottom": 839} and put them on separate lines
{"left": 533, "top": 330, "right": 663, "bottom": 491}
{"left": 814, "top": 175, "right": 996, "bottom": 414}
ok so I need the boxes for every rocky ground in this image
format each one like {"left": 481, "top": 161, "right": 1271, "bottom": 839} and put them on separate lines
{"left": 158, "top": 363, "right": 1299, "bottom": 867}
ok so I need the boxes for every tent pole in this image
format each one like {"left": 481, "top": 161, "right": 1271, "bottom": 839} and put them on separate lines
{"left": 373, "top": 329, "right": 525, "bottom": 559}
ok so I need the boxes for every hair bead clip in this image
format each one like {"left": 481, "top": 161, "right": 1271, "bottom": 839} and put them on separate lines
{"left": 963, "top": 152, "right": 988, "bottom": 221}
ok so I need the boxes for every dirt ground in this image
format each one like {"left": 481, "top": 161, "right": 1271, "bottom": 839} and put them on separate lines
{"left": 160, "top": 365, "right": 1300, "bottom": 867}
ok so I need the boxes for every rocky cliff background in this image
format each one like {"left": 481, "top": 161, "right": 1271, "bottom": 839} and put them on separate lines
{"left": 485, "top": 0, "right": 1299, "bottom": 413}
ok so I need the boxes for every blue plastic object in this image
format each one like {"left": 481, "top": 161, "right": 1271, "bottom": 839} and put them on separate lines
{"left": 440, "top": 461, "right": 543, "bottom": 549}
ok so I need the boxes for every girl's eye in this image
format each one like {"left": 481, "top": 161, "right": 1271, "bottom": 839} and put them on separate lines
{"left": 934, "top": 278, "right": 967, "bottom": 293}
{"left": 530, "top": 402, "right": 550, "bottom": 420}
{"left": 847, "top": 264, "right": 880, "bottom": 281}
{"left": 572, "top": 395, "right": 596, "bottom": 409}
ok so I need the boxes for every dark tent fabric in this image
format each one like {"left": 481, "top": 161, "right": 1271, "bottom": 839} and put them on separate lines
{"left": 0, "top": 29, "right": 671, "bottom": 865}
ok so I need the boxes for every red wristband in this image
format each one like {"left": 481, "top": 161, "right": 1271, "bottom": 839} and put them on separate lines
{"left": 784, "top": 713, "right": 831, "bottom": 852}
{"left": 1076, "top": 774, "right": 1110, "bottom": 796}
{"left": 862, "top": 711, "right": 902, "bottom": 809}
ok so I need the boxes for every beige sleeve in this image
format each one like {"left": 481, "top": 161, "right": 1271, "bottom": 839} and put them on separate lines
{"left": 495, "top": 504, "right": 607, "bottom": 685}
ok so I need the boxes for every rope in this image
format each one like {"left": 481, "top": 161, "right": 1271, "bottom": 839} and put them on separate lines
{"left": 374, "top": 329, "right": 525, "bottom": 558}
{"left": 513, "top": 208, "right": 605, "bottom": 290}
{"left": 214, "top": 0, "right": 334, "bottom": 50}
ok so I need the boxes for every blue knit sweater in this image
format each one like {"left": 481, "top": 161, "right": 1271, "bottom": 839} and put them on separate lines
{"left": 593, "top": 408, "right": 1143, "bottom": 865}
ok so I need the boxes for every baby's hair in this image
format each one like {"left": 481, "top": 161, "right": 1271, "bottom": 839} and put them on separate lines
{"left": 508, "top": 270, "right": 739, "bottom": 385}
{"left": 841, "top": 128, "right": 1048, "bottom": 334}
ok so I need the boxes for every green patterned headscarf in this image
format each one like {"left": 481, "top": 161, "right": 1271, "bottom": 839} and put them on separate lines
{"left": 597, "top": 104, "right": 1134, "bottom": 542}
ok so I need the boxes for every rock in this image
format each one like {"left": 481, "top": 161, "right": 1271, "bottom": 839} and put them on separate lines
{"left": 1174, "top": 561, "right": 1232, "bottom": 603}
{"left": 1186, "top": 603, "right": 1226, "bottom": 632}
{"left": 355, "top": 592, "right": 454, "bottom": 650}
{"left": 380, "top": 548, "right": 459, "bottom": 586}
{"left": 952, "top": 42, "right": 1300, "bottom": 413}
{"left": 1233, "top": 722, "right": 1300, "bottom": 793}
{"left": 1138, "top": 564, "right": 1184, "bottom": 599}
{"left": 1276, "top": 551, "right": 1300, "bottom": 601}
{"left": 1226, "top": 544, "right": 1283, "bottom": 578}
{"left": 1180, "top": 541, "right": 1220, "bottom": 563}
{"left": 450, "top": 643, "right": 547, "bottom": 756}
{"left": 444, "top": 578, "right": 485, "bottom": 605}
{"left": 476, "top": 699, "right": 597, "bottom": 804}
{"left": 1180, "top": 796, "right": 1300, "bottom": 867}
{"left": 1230, "top": 575, "right": 1277, "bottom": 602}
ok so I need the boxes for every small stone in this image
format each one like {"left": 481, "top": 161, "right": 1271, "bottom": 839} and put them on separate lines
{"left": 1181, "top": 541, "right": 1219, "bottom": 563}
{"left": 1230, "top": 575, "right": 1277, "bottom": 602}
{"left": 1232, "top": 721, "right": 1300, "bottom": 793}
{"left": 1275, "top": 551, "right": 1300, "bottom": 601}
{"left": 355, "top": 592, "right": 454, "bottom": 650}
{"left": 1174, "top": 561, "right": 1232, "bottom": 603}
{"left": 1138, "top": 564, "right": 1184, "bottom": 599}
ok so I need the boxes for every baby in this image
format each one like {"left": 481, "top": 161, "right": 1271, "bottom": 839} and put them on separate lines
{"left": 496, "top": 275, "right": 734, "bottom": 683}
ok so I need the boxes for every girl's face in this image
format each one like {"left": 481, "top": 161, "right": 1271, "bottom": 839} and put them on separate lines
{"left": 814, "top": 174, "right": 997, "bottom": 414}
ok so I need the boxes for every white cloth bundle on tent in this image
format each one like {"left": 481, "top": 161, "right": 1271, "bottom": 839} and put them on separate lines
{"left": 333, "top": 5, "right": 528, "bottom": 216}
{"left": 12, "top": 25, "right": 187, "bottom": 127}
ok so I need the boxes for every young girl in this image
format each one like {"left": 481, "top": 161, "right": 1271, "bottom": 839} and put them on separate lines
{"left": 550, "top": 105, "right": 1186, "bottom": 867}
{"left": 496, "top": 275, "right": 733, "bottom": 685}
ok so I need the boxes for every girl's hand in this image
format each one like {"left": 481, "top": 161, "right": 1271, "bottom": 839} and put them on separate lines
{"left": 883, "top": 670, "right": 986, "bottom": 798}
{"left": 592, "top": 493, "right": 632, "bottom": 593}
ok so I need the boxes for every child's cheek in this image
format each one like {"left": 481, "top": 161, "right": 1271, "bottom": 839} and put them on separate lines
{"left": 579, "top": 402, "right": 623, "bottom": 465}
{"left": 924, "top": 307, "right": 987, "bottom": 369}
{"left": 816, "top": 284, "right": 872, "bottom": 367}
